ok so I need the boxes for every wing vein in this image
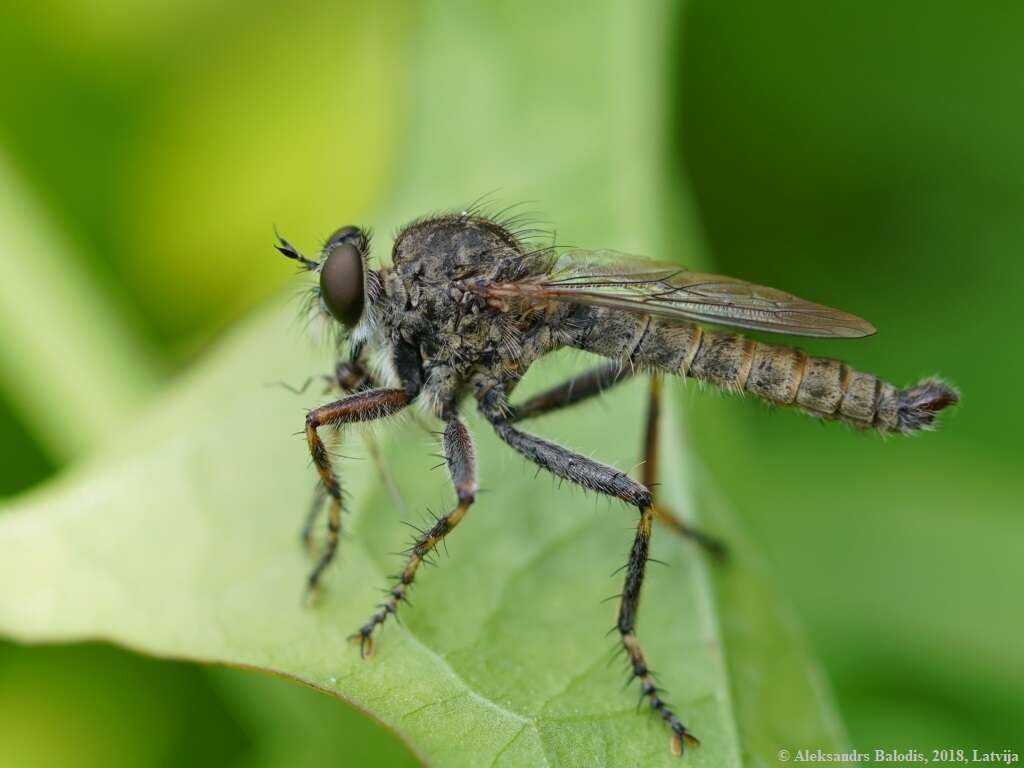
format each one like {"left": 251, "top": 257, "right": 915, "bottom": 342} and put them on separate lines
{"left": 479, "top": 249, "right": 876, "bottom": 339}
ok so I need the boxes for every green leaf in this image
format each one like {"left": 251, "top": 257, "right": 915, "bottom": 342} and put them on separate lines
{"left": 0, "top": 154, "right": 159, "bottom": 460}
{"left": 0, "top": 1, "right": 849, "bottom": 764}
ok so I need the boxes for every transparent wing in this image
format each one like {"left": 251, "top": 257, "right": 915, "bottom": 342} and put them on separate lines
{"left": 484, "top": 249, "right": 876, "bottom": 338}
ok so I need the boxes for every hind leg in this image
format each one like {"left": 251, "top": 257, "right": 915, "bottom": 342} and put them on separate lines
{"left": 508, "top": 361, "right": 631, "bottom": 422}
{"left": 481, "top": 398, "right": 698, "bottom": 754}
{"left": 510, "top": 369, "right": 724, "bottom": 556}
{"left": 643, "top": 377, "right": 726, "bottom": 558}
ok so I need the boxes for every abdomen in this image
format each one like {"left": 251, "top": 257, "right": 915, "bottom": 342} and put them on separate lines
{"left": 564, "top": 306, "right": 957, "bottom": 434}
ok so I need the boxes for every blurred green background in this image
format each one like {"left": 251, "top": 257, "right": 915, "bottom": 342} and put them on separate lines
{"left": 1, "top": 1, "right": 1021, "bottom": 765}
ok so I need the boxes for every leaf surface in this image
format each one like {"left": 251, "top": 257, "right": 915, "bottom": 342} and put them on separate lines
{"left": 0, "top": 1, "right": 849, "bottom": 765}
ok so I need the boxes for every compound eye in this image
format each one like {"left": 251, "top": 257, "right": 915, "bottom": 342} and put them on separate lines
{"left": 326, "top": 225, "right": 362, "bottom": 248}
{"left": 319, "top": 241, "right": 364, "bottom": 326}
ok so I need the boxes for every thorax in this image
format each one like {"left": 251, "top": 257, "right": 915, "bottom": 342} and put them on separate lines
{"left": 371, "top": 214, "right": 559, "bottom": 411}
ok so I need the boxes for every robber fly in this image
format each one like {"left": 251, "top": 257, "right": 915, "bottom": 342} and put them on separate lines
{"left": 275, "top": 208, "right": 957, "bottom": 755}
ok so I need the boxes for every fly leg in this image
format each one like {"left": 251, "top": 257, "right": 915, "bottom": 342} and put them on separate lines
{"left": 271, "top": 375, "right": 338, "bottom": 553}
{"left": 643, "top": 377, "right": 726, "bottom": 558}
{"left": 352, "top": 415, "right": 477, "bottom": 656}
{"left": 331, "top": 356, "right": 378, "bottom": 394}
{"left": 300, "top": 354, "right": 382, "bottom": 555}
{"left": 508, "top": 361, "right": 631, "bottom": 422}
{"left": 304, "top": 388, "right": 410, "bottom": 604}
{"left": 300, "top": 484, "right": 327, "bottom": 556}
{"left": 620, "top": 505, "right": 699, "bottom": 756}
{"left": 510, "top": 367, "right": 724, "bottom": 556}
{"left": 480, "top": 393, "right": 698, "bottom": 754}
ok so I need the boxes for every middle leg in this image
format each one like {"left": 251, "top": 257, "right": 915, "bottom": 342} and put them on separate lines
{"left": 352, "top": 414, "right": 477, "bottom": 656}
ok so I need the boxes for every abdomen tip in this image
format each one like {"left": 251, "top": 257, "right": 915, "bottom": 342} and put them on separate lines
{"left": 897, "top": 378, "right": 959, "bottom": 432}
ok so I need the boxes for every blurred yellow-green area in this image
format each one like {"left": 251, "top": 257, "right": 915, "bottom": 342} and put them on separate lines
{"left": 0, "top": 1, "right": 1021, "bottom": 766}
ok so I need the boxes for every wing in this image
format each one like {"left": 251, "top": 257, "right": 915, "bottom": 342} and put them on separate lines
{"left": 482, "top": 249, "right": 876, "bottom": 338}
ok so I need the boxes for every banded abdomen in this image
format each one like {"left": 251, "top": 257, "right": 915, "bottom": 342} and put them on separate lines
{"left": 565, "top": 307, "right": 957, "bottom": 433}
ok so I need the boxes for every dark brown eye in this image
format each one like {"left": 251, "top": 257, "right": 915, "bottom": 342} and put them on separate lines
{"left": 326, "top": 226, "right": 362, "bottom": 248}
{"left": 319, "top": 240, "right": 364, "bottom": 326}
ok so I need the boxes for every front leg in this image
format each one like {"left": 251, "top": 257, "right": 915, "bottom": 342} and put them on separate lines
{"left": 304, "top": 388, "right": 409, "bottom": 603}
{"left": 300, "top": 353, "right": 381, "bottom": 554}
{"left": 332, "top": 354, "right": 378, "bottom": 393}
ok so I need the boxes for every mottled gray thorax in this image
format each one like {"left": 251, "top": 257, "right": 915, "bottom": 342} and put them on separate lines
{"left": 374, "top": 216, "right": 553, "bottom": 413}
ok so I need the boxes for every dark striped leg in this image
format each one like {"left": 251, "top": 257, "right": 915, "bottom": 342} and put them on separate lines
{"left": 643, "top": 376, "right": 726, "bottom": 558}
{"left": 481, "top": 405, "right": 697, "bottom": 754}
{"left": 508, "top": 361, "right": 631, "bottom": 422}
{"left": 620, "top": 506, "right": 699, "bottom": 756}
{"left": 301, "top": 484, "right": 327, "bottom": 556}
{"left": 304, "top": 388, "right": 409, "bottom": 604}
{"left": 510, "top": 369, "right": 723, "bottom": 556}
{"left": 301, "top": 357, "right": 380, "bottom": 555}
{"left": 352, "top": 415, "right": 477, "bottom": 656}
{"left": 332, "top": 357, "right": 377, "bottom": 394}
